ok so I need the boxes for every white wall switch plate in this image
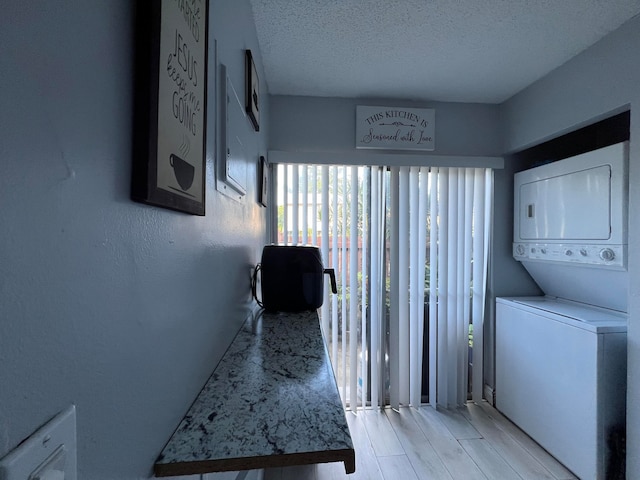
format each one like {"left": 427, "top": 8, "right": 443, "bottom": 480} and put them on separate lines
{"left": 0, "top": 405, "right": 76, "bottom": 480}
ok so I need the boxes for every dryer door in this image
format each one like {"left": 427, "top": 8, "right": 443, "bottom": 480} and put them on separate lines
{"left": 518, "top": 165, "right": 611, "bottom": 241}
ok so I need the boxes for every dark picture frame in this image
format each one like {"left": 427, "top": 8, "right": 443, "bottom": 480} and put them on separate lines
{"left": 132, "top": 0, "right": 208, "bottom": 215}
{"left": 245, "top": 50, "right": 260, "bottom": 132}
{"left": 258, "top": 156, "right": 268, "bottom": 207}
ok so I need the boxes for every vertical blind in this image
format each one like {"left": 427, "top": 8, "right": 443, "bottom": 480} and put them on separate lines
{"left": 275, "top": 164, "right": 492, "bottom": 409}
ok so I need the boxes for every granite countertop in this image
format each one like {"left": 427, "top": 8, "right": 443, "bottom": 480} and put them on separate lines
{"left": 154, "top": 310, "right": 355, "bottom": 476}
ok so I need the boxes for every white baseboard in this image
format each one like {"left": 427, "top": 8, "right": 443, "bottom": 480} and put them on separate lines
{"left": 484, "top": 384, "right": 495, "bottom": 406}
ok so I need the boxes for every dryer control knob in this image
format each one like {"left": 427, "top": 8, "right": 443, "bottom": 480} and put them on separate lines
{"left": 565, "top": 249, "right": 573, "bottom": 256}
{"left": 515, "top": 245, "right": 525, "bottom": 256}
{"left": 580, "top": 248, "right": 588, "bottom": 257}
{"left": 600, "top": 248, "right": 615, "bottom": 262}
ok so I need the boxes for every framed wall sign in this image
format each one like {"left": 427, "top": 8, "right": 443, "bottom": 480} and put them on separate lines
{"left": 258, "top": 156, "right": 268, "bottom": 207}
{"left": 245, "top": 50, "right": 260, "bottom": 132}
{"left": 218, "top": 67, "right": 248, "bottom": 198}
{"left": 355, "top": 106, "right": 435, "bottom": 151}
{"left": 132, "top": 0, "right": 208, "bottom": 215}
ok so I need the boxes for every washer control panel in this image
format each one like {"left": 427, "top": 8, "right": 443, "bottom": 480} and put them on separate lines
{"left": 513, "top": 243, "right": 626, "bottom": 269}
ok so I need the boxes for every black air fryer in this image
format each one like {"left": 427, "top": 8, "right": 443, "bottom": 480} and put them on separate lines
{"left": 258, "top": 245, "right": 337, "bottom": 312}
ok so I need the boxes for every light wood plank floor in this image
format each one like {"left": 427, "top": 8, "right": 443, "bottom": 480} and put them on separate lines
{"left": 264, "top": 401, "right": 577, "bottom": 480}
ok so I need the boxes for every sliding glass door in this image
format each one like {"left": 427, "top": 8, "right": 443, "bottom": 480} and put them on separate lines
{"left": 274, "top": 164, "right": 492, "bottom": 410}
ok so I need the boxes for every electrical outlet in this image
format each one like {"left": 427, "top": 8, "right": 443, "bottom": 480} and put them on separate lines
{"left": 0, "top": 406, "right": 76, "bottom": 480}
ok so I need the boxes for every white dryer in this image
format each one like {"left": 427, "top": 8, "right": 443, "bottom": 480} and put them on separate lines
{"left": 512, "top": 141, "right": 628, "bottom": 312}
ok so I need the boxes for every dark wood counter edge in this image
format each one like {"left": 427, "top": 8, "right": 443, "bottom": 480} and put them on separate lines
{"left": 154, "top": 448, "right": 356, "bottom": 476}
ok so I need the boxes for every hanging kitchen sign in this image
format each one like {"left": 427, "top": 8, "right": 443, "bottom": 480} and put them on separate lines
{"left": 356, "top": 106, "right": 435, "bottom": 151}
{"left": 132, "top": 0, "right": 208, "bottom": 215}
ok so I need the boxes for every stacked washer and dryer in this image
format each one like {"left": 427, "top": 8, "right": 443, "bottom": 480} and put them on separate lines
{"left": 496, "top": 142, "right": 629, "bottom": 480}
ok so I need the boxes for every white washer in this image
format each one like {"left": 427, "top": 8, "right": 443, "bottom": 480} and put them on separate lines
{"left": 496, "top": 296, "right": 627, "bottom": 480}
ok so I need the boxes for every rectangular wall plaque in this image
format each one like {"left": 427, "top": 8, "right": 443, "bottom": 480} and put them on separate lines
{"left": 356, "top": 106, "right": 435, "bottom": 151}
{"left": 132, "top": 0, "right": 208, "bottom": 215}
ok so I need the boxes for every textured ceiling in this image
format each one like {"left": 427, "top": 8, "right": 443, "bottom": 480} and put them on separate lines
{"left": 250, "top": 0, "right": 640, "bottom": 103}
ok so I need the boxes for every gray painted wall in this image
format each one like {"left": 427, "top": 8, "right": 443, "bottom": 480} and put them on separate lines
{"left": 0, "top": 1, "right": 267, "bottom": 479}
{"left": 485, "top": 160, "right": 542, "bottom": 391}
{"left": 269, "top": 95, "right": 502, "bottom": 156}
{"left": 500, "top": 13, "right": 640, "bottom": 478}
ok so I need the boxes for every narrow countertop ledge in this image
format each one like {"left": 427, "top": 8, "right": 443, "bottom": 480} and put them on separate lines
{"left": 154, "top": 310, "right": 355, "bottom": 477}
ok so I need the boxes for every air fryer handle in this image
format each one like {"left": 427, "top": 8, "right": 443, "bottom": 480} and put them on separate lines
{"left": 324, "top": 268, "right": 337, "bottom": 294}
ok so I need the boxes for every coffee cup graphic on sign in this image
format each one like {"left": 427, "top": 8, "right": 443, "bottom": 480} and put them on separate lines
{"left": 170, "top": 154, "right": 195, "bottom": 191}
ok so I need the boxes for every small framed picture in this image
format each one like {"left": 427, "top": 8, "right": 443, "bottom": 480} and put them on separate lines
{"left": 245, "top": 50, "right": 260, "bottom": 131}
{"left": 258, "top": 156, "right": 268, "bottom": 207}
